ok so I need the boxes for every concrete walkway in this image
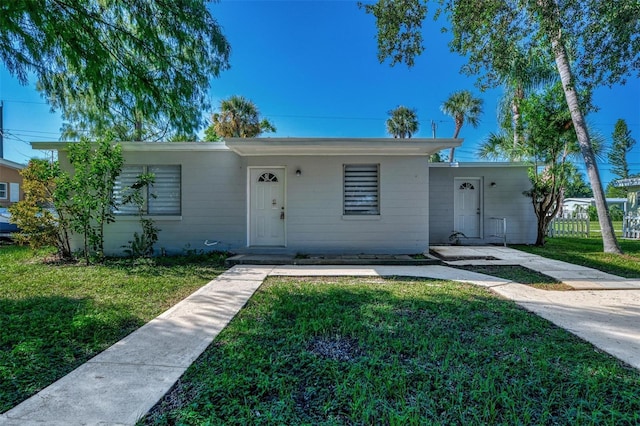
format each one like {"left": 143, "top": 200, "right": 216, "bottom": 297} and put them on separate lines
{"left": 0, "top": 266, "right": 272, "bottom": 426}
{"left": 2, "top": 247, "right": 640, "bottom": 425}
{"left": 431, "top": 245, "right": 640, "bottom": 290}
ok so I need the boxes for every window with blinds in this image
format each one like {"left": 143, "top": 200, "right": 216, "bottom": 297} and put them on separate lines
{"left": 344, "top": 164, "right": 379, "bottom": 215}
{"left": 114, "top": 165, "right": 181, "bottom": 215}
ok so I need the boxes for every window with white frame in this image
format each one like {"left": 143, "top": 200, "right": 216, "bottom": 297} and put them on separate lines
{"left": 343, "top": 164, "right": 380, "bottom": 215}
{"left": 114, "top": 165, "right": 181, "bottom": 215}
{"left": 0, "top": 183, "right": 7, "bottom": 199}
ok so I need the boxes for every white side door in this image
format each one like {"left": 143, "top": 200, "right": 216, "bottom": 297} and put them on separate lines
{"left": 454, "top": 178, "right": 481, "bottom": 238}
{"left": 250, "top": 168, "right": 285, "bottom": 246}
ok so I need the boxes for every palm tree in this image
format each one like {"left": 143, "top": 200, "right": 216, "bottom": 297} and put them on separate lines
{"left": 537, "top": 0, "right": 620, "bottom": 254}
{"left": 495, "top": 45, "right": 556, "bottom": 154}
{"left": 441, "top": 90, "right": 483, "bottom": 162}
{"left": 386, "top": 106, "right": 419, "bottom": 138}
{"left": 478, "top": 82, "right": 605, "bottom": 246}
{"left": 210, "top": 95, "right": 276, "bottom": 138}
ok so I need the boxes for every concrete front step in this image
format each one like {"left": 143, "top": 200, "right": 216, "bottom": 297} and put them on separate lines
{"left": 225, "top": 254, "right": 442, "bottom": 267}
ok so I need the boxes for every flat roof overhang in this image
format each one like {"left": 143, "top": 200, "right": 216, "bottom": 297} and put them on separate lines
{"left": 224, "top": 137, "right": 462, "bottom": 156}
{"left": 31, "top": 141, "right": 230, "bottom": 152}
{"left": 614, "top": 177, "right": 640, "bottom": 188}
{"left": 32, "top": 138, "right": 463, "bottom": 157}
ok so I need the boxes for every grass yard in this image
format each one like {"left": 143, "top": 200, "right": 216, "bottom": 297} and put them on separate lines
{"left": 142, "top": 276, "right": 640, "bottom": 425}
{"left": 514, "top": 237, "right": 640, "bottom": 278}
{"left": 0, "top": 245, "right": 227, "bottom": 413}
{"left": 589, "top": 220, "right": 624, "bottom": 238}
{"left": 3, "top": 237, "right": 640, "bottom": 421}
{"left": 453, "top": 264, "right": 570, "bottom": 290}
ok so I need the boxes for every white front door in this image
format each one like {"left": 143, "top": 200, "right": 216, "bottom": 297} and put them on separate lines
{"left": 454, "top": 178, "right": 481, "bottom": 238}
{"left": 250, "top": 168, "right": 286, "bottom": 246}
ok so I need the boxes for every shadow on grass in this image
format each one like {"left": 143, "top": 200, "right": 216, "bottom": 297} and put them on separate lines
{"left": 100, "top": 252, "right": 229, "bottom": 281}
{"left": 0, "top": 296, "right": 144, "bottom": 413}
{"left": 143, "top": 277, "right": 640, "bottom": 425}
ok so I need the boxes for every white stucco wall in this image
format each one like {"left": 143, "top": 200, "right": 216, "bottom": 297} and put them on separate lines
{"left": 55, "top": 142, "right": 537, "bottom": 255}
{"left": 429, "top": 164, "right": 537, "bottom": 245}
{"left": 246, "top": 155, "right": 430, "bottom": 254}
{"left": 113, "top": 148, "right": 247, "bottom": 254}
{"left": 59, "top": 144, "right": 248, "bottom": 255}
{"left": 58, "top": 145, "right": 431, "bottom": 255}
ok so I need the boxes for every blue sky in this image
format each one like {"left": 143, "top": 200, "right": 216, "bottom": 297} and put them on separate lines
{"left": 1, "top": 0, "right": 638, "bottom": 187}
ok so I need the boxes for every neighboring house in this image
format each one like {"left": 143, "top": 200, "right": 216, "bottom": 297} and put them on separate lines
{"left": 614, "top": 177, "right": 640, "bottom": 216}
{"left": 0, "top": 158, "right": 25, "bottom": 208}
{"left": 560, "top": 197, "right": 628, "bottom": 218}
{"left": 33, "top": 138, "right": 537, "bottom": 255}
{"left": 613, "top": 177, "right": 640, "bottom": 238}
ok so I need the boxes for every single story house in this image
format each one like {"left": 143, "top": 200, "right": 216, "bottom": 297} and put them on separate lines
{"left": 0, "top": 158, "right": 25, "bottom": 208}
{"left": 559, "top": 197, "right": 628, "bottom": 218}
{"left": 33, "top": 138, "right": 537, "bottom": 255}
{"left": 614, "top": 177, "right": 640, "bottom": 216}
{"left": 613, "top": 177, "right": 640, "bottom": 238}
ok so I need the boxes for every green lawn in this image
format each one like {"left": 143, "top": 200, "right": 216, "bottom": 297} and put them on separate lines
{"left": 514, "top": 237, "right": 640, "bottom": 278}
{"left": 0, "top": 245, "right": 227, "bottom": 413}
{"left": 589, "top": 220, "right": 625, "bottom": 238}
{"left": 141, "top": 276, "right": 640, "bottom": 425}
{"left": 453, "top": 264, "right": 570, "bottom": 290}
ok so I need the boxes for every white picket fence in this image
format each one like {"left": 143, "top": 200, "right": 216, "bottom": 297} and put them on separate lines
{"left": 547, "top": 217, "right": 590, "bottom": 238}
{"left": 623, "top": 215, "right": 640, "bottom": 239}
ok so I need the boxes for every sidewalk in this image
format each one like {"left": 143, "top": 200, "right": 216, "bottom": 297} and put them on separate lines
{"left": 2, "top": 247, "right": 640, "bottom": 425}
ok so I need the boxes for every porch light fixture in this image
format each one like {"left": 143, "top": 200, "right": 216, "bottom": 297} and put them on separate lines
{"left": 296, "top": 169, "right": 302, "bottom": 176}
{"left": 490, "top": 182, "right": 497, "bottom": 187}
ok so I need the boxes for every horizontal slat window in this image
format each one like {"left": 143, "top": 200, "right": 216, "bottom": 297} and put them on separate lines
{"left": 149, "top": 165, "right": 181, "bottom": 215}
{"left": 113, "top": 166, "right": 144, "bottom": 215}
{"left": 114, "top": 165, "right": 181, "bottom": 215}
{"left": 344, "top": 164, "right": 379, "bottom": 215}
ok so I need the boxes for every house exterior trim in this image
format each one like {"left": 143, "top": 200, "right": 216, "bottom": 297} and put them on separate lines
{"left": 614, "top": 177, "right": 640, "bottom": 188}
{"left": 0, "top": 158, "right": 26, "bottom": 170}
{"left": 225, "top": 138, "right": 461, "bottom": 156}
{"left": 31, "top": 141, "right": 230, "bottom": 152}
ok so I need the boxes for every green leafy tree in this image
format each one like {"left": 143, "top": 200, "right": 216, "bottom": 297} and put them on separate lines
{"left": 440, "top": 90, "right": 483, "bottom": 161}
{"left": 519, "top": 85, "right": 581, "bottom": 245}
{"left": 58, "top": 100, "right": 194, "bottom": 142}
{"left": 208, "top": 96, "right": 276, "bottom": 138}
{"left": 607, "top": 119, "right": 637, "bottom": 198}
{"left": 609, "top": 205, "right": 625, "bottom": 222}
{"left": 495, "top": 46, "right": 557, "bottom": 154}
{"left": 56, "top": 137, "right": 124, "bottom": 264}
{"left": 2, "top": 0, "right": 230, "bottom": 138}
{"left": 202, "top": 124, "right": 222, "bottom": 142}
{"left": 564, "top": 166, "right": 593, "bottom": 198}
{"left": 120, "top": 173, "right": 160, "bottom": 258}
{"left": 362, "top": 0, "right": 640, "bottom": 253}
{"left": 386, "top": 106, "right": 419, "bottom": 138}
{"left": 9, "top": 160, "right": 72, "bottom": 259}
{"left": 480, "top": 83, "right": 599, "bottom": 245}
{"left": 168, "top": 133, "right": 199, "bottom": 143}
